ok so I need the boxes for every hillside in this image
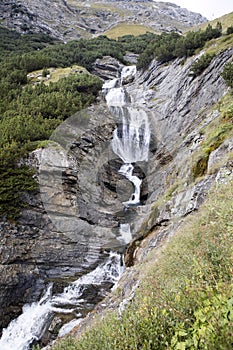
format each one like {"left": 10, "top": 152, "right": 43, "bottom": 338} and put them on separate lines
{"left": 190, "top": 12, "right": 233, "bottom": 33}
{"left": 48, "top": 24, "right": 233, "bottom": 347}
{"left": 0, "top": 0, "right": 207, "bottom": 40}
{"left": 0, "top": 6, "right": 232, "bottom": 350}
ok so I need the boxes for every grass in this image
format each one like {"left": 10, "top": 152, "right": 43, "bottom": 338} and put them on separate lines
{"left": 190, "top": 12, "right": 233, "bottom": 33}
{"left": 103, "top": 23, "right": 156, "bottom": 39}
{"left": 47, "top": 178, "right": 233, "bottom": 349}
{"left": 27, "top": 65, "right": 88, "bottom": 85}
{"left": 91, "top": 3, "right": 129, "bottom": 16}
{"left": 204, "top": 33, "right": 233, "bottom": 56}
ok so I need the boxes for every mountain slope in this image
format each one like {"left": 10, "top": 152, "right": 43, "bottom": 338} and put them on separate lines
{"left": 46, "top": 15, "right": 233, "bottom": 349}
{"left": 0, "top": 0, "right": 207, "bottom": 40}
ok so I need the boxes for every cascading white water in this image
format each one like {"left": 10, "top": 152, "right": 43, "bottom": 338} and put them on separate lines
{"left": 0, "top": 286, "right": 53, "bottom": 350}
{"left": 118, "top": 223, "right": 132, "bottom": 245}
{"left": 118, "top": 163, "right": 142, "bottom": 206}
{"left": 105, "top": 66, "right": 150, "bottom": 207}
{"left": 1, "top": 65, "right": 149, "bottom": 350}
{"left": 121, "top": 65, "right": 137, "bottom": 83}
{"left": 104, "top": 65, "right": 150, "bottom": 246}
{"left": 112, "top": 107, "right": 150, "bottom": 164}
{"left": 0, "top": 253, "right": 124, "bottom": 350}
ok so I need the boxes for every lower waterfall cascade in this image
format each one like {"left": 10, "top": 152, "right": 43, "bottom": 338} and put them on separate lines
{"left": 0, "top": 253, "right": 124, "bottom": 350}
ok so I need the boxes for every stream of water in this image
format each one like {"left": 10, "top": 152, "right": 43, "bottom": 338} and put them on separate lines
{"left": 0, "top": 65, "right": 150, "bottom": 350}
{"left": 0, "top": 253, "right": 123, "bottom": 350}
{"left": 105, "top": 65, "right": 150, "bottom": 208}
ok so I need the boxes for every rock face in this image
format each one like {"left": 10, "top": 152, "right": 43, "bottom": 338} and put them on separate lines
{"left": 91, "top": 56, "right": 124, "bottom": 80}
{"left": 0, "top": 102, "right": 121, "bottom": 332}
{"left": 67, "top": 50, "right": 233, "bottom": 338}
{"left": 0, "top": 0, "right": 207, "bottom": 40}
{"left": 1, "top": 46, "right": 233, "bottom": 342}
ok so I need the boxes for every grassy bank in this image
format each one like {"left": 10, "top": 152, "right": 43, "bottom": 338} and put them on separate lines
{"left": 47, "top": 178, "right": 233, "bottom": 349}
{"left": 103, "top": 23, "right": 156, "bottom": 39}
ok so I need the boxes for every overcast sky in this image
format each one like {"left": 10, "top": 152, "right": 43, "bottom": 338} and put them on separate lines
{"left": 156, "top": 0, "right": 233, "bottom": 20}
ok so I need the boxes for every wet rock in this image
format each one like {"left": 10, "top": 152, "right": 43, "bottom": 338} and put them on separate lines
{"left": 92, "top": 56, "right": 124, "bottom": 80}
{"left": 123, "top": 52, "right": 139, "bottom": 64}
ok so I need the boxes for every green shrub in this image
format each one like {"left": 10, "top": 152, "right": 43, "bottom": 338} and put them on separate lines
{"left": 137, "top": 23, "right": 223, "bottom": 70}
{"left": 190, "top": 53, "right": 216, "bottom": 77}
{"left": 222, "top": 62, "right": 233, "bottom": 88}
{"left": 226, "top": 26, "right": 233, "bottom": 35}
{"left": 171, "top": 288, "right": 233, "bottom": 349}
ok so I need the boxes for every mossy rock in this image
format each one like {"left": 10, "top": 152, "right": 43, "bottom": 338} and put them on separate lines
{"left": 192, "top": 153, "right": 209, "bottom": 179}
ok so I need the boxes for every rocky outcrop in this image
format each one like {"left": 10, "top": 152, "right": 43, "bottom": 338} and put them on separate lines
{"left": 62, "top": 47, "right": 233, "bottom": 338}
{"left": 0, "top": 0, "right": 207, "bottom": 41}
{"left": 91, "top": 56, "right": 124, "bottom": 80}
{"left": 0, "top": 104, "right": 120, "bottom": 332}
{"left": 131, "top": 48, "right": 233, "bottom": 150}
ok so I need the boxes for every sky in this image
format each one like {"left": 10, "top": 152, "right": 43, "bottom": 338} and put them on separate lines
{"left": 155, "top": 0, "right": 233, "bottom": 20}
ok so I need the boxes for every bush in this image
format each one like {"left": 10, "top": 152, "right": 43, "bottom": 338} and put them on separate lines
{"left": 190, "top": 53, "right": 216, "bottom": 77}
{"left": 222, "top": 62, "right": 233, "bottom": 88}
{"left": 226, "top": 26, "right": 233, "bottom": 35}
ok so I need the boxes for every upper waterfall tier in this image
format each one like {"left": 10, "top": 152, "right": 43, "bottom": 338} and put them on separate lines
{"left": 112, "top": 106, "right": 150, "bottom": 164}
{"left": 104, "top": 65, "right": 150, "bottom": 208}
{"left": 105, "top": 87, "right": 127, "bottom": 106}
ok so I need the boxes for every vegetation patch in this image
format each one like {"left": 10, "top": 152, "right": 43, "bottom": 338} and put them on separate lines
{"left": 204, "top": 33, "right": 233, "bottom": 56}
{"left": 46, "top": 178, "right": 233, "bottom": 350}
{"left": 103, "top": 23, "right": 156, "bottom": 39}
{"left": 27, "top": 65, "right": 88, "bottom": 85}
{"left": 193, "top": 12, "right": 233, "bottom": 34}
{"left": 191, "top": 91, "right": 233, "bottom": 180}
{"left": 0, "top": 26, "right": 58, "bottom": 58}
{"left": 190, "top": 53, "right": 216, "bottom": 77}
{"left": 221, "top": 62, "right": 233, "bottom": 89}
{"left": 137, "top": 22, "right": 223, "bottom": 70}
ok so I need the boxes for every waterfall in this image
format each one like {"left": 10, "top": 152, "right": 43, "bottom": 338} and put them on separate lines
{"left": 0, "top": 253, "right": 124, "bottom": 350}
{"left": 105, "top": 65, "right": 150, "bottom": 207}
{"left": 0, "top": 64, "right": 149, "bottom": 350}
{"left": 112, "top": 107, "right": 150, "bottom": 164}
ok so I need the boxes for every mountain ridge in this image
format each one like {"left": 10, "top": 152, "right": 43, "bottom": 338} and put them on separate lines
{"left": 0, "top": 0, "right": 207, "bottom": 41}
